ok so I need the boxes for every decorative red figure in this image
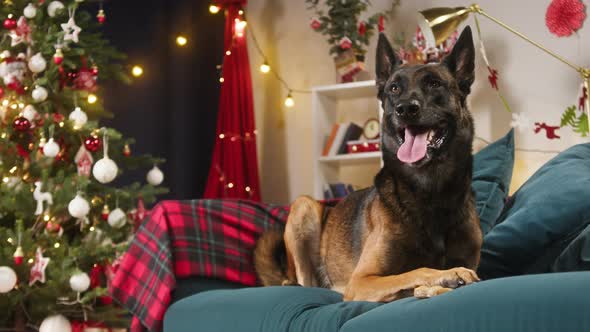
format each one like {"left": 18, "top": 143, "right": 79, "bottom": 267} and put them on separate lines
{"left": 534, "top": 122, "right": 561, "bottom": 139}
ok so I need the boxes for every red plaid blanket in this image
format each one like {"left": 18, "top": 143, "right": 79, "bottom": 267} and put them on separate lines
{"left": 109, "top": 199, "right": 290, "bottom": 332}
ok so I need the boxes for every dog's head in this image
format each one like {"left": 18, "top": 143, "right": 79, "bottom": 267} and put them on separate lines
{"left": 376, "top": 26, "right": 476, "bottom": 186}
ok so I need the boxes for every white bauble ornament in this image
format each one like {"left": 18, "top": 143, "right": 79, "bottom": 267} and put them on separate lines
{"left": 68, "top": 107, "right": 87, "bottom": 128}
{"left": 0, "top": 266, "right": 17, "bottom": 293}
{"left": 108, "top": 208, "right": 127, "bottom": 228}
{"left": 47, "top": 1, "right": 65, "bottom": 18}
{"left": 24, "top": 3, "right": 37, "bottom": 18}
{"left": 39, "top": 314, "right": 72, "bottom": 332}
{"left": 93, "top": 157, "right": 118, "bottom": 184}
{"left": 147, "top": 166, "right": 164, "bottom": 186}
{"left": 32, "top": 86, "right": 48, "bottom": 102}
{"left": 69, "top": 271, "right": 90, "bottom": 292}
{"left": 68, "top": 194, "right": 90, "bottom": 219}
{"left": 28, "top": 53, "right": 47, "bottom": 73}
{"left": 22, "top": 105, "right": 38, "bottom": 122}
{"left": 43, "top": 138, "right": 60, "bottom": 158}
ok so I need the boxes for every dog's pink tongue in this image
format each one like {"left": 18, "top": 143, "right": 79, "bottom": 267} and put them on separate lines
{"left": 397, "top": 128, "right": 428, "bottom": 164}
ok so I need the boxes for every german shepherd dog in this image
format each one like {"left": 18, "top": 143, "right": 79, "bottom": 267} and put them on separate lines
{"left": 255, "top": 26, "right": 482, "bottom": 302}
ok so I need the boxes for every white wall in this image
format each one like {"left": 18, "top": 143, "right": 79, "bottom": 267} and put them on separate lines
{"left": 246, "top": 0, "right": 589, "bottom": 204}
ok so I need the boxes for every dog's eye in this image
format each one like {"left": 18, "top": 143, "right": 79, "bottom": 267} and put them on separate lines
{"left": 391, "top": 83, "right": 400, "bottom": 93}
{"left": 427, "top": 79, "right": 442, "bottom": 89}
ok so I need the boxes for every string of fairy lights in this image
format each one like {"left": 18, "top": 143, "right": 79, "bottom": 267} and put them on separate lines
{"left": 130, "top": 4, "right": 309, "bottom": 108}
{"left": 209, "top": 3, "right": 310, "bottom": 108}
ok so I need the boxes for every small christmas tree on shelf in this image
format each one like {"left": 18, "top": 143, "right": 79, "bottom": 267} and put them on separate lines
{"left": 305, "top": 0, "right": 385, "bottom": 57}
{"left": 0, "top": 1, "right": 167, "bottom": 330}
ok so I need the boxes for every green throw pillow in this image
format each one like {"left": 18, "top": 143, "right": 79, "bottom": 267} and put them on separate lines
{"left": 478, "top": 143, "right": 590, "bottom": 279}
{"left": 472, "top": 129, "right": 515, "bottom": 235}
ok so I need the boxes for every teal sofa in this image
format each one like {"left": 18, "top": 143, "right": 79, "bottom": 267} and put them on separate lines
{"left": 164, "top": 272, "right": 590, "bottom": 331}
{"left": 163, "top": 137, "right": 590, "bottom": 332}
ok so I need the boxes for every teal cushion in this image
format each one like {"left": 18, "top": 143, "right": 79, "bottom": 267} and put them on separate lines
{"left": 478, "top": 143, "right": 590, "bottom": 279}
{"left": 163, "top": 286, "right": 380, "bottom": 332}
{"left": 551, "top": 223, "right": 590, "bottom": 272}
{"left": 340, "top": 272, "right": 590, "bottom": 332}
{"left": 472, "top": 129, "right": 515, "bottom": 234}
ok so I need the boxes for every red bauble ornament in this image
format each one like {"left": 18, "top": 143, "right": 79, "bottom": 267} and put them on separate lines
{"left": 358, "top": 21, "right": 367, "bottom": 36}
{"left": 53, "top": 48, "right": 64, "bottom": 65}
{"left": 74, "top": 68, "right": 98, "bottom": 92}
{"left": 52, "top": 113, "right": 65, "bottom": 124}
{"left": 0, "top": 87, "right": 4, "bottom": 99}
{"left": 13, "top": 246, "right": 24, "bottom": 265}
{"left": 101, "top": 204, "right": 110, "bottom": 220}
{"left": 3, "top": 17, "right": 17, "bottom": 30}
{"left": 45, "top": 221, "right": 61, "bottom": 233}
{"left": 97, "top": 9, "right": 106, "bottom": 24}
{"left": 545, "top": 0, "right": 586, "bottom": 37}
{"left": 84, "top": 135, "right": 102, "bottom": 152}
{"left": 13, "top": 117, "right": 31, "bottom": 132}
{"left": 123, "top": 144, "right": 131, "bottom": 157}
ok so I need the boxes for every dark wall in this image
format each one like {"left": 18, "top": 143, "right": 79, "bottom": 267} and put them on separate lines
{"left": 100, "top": 0, "right": 224, "bottom": 199}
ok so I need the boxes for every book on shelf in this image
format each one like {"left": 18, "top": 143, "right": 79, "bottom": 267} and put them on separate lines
{"left": 322, "top": 124, "right": 340, "bottom": 156}
{"left": 324, "top": 182, "right": 357, "bottom": 199}
{"left": 336, "top": 123, "right": 363, "bottom": 155}
{"left": 322, "top": 122, "right": 363, "bottom": 156}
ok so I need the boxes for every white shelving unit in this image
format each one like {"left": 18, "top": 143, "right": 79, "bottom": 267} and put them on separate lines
{"left": 312, "top": 80, "right": 383, "bottom": 199}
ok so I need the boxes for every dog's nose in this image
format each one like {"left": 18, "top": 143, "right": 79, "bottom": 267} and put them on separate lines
{"left": 395, "top": 102, "right": 420, "bottom": 118}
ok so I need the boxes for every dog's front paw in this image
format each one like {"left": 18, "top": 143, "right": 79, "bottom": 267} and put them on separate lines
{"left": 281, "top": 279, "right": 302, "bottom": 287}
{"left": 431, "top": 267, "right": 480, "bottom": 289}
{"left": 414, "top": 285, "right": 452, "bottom": 298}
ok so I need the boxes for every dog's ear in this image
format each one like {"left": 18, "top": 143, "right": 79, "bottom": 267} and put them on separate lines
{"left": 376, "top": 33, "right": 400, "bottom": 98}
{"left": 442, "top": 26, "right": 475, "bottom": 97}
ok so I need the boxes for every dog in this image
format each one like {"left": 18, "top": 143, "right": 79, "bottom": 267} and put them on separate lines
{"left": 254, "top": 26, "right": 482, "bottom": 302}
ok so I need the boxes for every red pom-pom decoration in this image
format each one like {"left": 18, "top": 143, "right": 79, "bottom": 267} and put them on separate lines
{"left": 546, "top": 0, "right": 586, "bottom": 37}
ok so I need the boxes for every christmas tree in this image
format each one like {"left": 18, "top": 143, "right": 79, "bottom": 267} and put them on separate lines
{"left": 0, "top": 1, "right": 167, "bottom": 330}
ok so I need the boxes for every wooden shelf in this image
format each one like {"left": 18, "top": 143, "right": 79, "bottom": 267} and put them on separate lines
{"left": 312, "top": 80, "right": 377, "bottom": 99}
{"left": 318, "top": 152, "right": 381, "bottom": 165}
{"left": 312, "top": 80, "right": 382, "bottom": 199}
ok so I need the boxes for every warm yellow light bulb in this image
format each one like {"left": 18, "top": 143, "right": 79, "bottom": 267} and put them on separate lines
{"left": 285, "top": 93, "right": 295, "bottom": 107}
{"left": 132, "top": 65, "right": 144, "bottom": 77}
{"left": 209, "top": 4, "right": 220, "bottom": 14}
{"left": 54, "top": 242, "right": 60, "bottom": 248}
{"left": 219, "top": 77, "right": 225, "bottom": 83}
{"left": 28, "top": 258, "right": 34, "bottom": 264}
{"left": 43, "top": 214, "right": 50, "bottom": 221}
{"left": 176, "top": 35, "right": 188, "bottom": 47}
{"left": 87, "top": 94, "right": 98, "bottom": 104}
{"left": 260, "top": 62, "right": 271, "bottom": 73}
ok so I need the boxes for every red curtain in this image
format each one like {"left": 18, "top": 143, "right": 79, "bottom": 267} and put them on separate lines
{"left": 203, "top": 1, "right": 261, "bottom": 201}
